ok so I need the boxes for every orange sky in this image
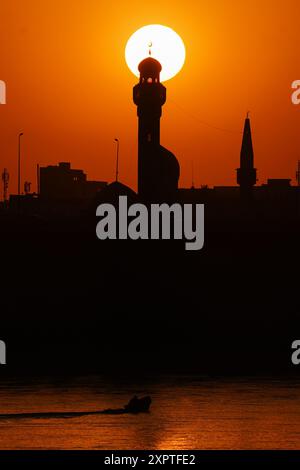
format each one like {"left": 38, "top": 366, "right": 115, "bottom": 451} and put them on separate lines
{"left": 0, "top": 0, "right": 299, "bottom": 195}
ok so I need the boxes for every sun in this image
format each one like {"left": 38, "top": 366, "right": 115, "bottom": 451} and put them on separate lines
{"left": 125, "top": 24, "right": 185, "bottom": 82}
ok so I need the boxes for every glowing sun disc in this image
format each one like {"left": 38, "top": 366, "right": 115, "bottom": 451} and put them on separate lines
{"left": 125, "top": 24, "right": 185, "bottom": 82}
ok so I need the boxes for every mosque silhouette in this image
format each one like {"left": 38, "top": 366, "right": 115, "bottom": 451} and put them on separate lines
{"left": 9, "top": 56, "right": 297, "bottom": 216}
{"left": 1, "top": 57, "right": 299, "bottom": 375}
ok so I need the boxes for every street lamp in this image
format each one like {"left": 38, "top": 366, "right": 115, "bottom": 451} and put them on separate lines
{"left": 114, "top": 138, "right": 119, "bottom": 182}
{"left": 18, "top": 132, "right": 24, "bottom": 196}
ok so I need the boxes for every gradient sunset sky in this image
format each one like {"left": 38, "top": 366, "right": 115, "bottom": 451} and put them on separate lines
{"left": 0, "top": 0, "right": 299, "bottom": 194}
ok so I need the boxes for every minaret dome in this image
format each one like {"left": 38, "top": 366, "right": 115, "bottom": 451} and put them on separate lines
{"left": 138, "top": 57, "right": 162, "bottom": 83}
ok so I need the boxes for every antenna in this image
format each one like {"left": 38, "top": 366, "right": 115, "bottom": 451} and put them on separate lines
{"left": 1, "top": 168, "right": 9, "bottom": 202}
{"left": 114, "top": 138, "right": 119, "bottom": 182}
{"left": 24, "top": 181, "right": 31, "bottom": 194}
{"left": 148, "top": 41, "right": 152, "bottom": 56}
{"left": 296, "top": 160, "right": 300, "bottom": 186}
{"left": 37, "top": 164, "right": 40, "bottom": 195}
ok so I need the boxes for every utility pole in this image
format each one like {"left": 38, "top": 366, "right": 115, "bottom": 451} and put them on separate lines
{"left": 114, "top": 138, "right": 120, "bottom": 182}
{"left": 18, "top": 132, "right": 24, "bottom": 196}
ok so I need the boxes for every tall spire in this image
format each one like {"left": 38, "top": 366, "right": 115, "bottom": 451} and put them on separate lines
{"left": 237, "top": 114, "right": 257, "bottom": 193}
{"left": 240, "top": 114, "right": 254, "bottom": 169}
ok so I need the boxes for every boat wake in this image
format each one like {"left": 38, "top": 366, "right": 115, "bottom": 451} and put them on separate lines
{"left": 0, "top": 411, "right": 104, "bottom": 420}
{"left": 0, "top": 396, "right": 151, "bottom": 420}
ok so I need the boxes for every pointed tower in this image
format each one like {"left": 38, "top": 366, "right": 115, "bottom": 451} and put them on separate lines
{"left": 237, "top": 115, "right": 257, "bottom": 196}
{"left": 133, "top": 57, "right": 180, "bottom": 202}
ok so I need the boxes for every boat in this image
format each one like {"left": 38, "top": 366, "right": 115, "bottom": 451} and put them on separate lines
{"left": 102, "top": 396, "right": 151, "bottom": 414}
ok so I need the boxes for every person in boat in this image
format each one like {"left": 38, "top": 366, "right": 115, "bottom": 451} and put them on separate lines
{"left": 124, "top": 395, "right": 151, "bottom": 413}
{"left": 125, "top": 395, "right": 139, "bottom": 412}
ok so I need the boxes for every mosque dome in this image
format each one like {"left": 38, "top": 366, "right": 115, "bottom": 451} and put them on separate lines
{"left": 159, "top": 146, "right": 180, "bottom": 184}
{"left": 93, "top": 181, "right": 138, "bottom": 206}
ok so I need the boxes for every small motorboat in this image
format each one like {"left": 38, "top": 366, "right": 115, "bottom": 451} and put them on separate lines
{"left": 102, "top": 396, "right": 151, "bottom": 414}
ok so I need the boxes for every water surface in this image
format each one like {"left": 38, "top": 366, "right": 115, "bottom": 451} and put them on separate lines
{"left": 0, "top": 375, "right": 299, "bottom": 449}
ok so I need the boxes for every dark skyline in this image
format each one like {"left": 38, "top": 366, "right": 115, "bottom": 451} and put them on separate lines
{"left": 1, "top": 1, "right": 300, "bottom": 195}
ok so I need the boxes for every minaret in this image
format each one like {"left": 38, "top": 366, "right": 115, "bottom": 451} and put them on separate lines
{"left": 133, "top": 57, "right": 179, "bottom": 202}
{"left": 237, "top": 114, "right": 257, "bottom": 197}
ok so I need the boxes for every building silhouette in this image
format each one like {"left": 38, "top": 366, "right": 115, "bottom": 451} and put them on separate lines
{"left": 40, "top": 162, "right": 107, "bottom": 200}
{"left": 2, "top": 58, "right": 299, "bottom": 220}
{"left": 7, "top": 162, "right": 107, "bottom": 215}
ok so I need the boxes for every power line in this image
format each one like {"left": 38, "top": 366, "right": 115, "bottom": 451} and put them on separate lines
{"left": 168, "top": 98, "right": 242, "bottom": 134}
